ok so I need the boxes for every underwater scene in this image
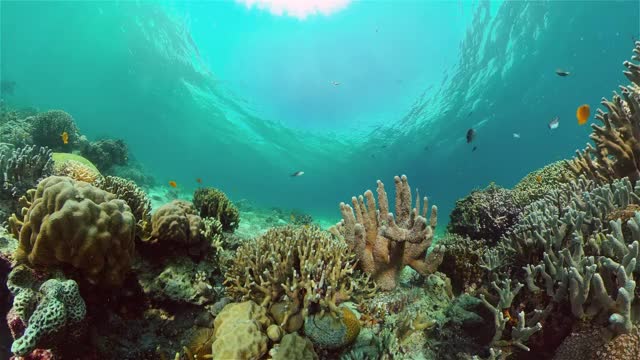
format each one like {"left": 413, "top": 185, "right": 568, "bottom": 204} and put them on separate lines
{"left": 1, "top": 0, "right": 640, "bottom": 359}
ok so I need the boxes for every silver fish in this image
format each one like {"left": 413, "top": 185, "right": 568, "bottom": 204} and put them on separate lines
{"left": 290, "top": 171, "right": 305, "bottom": 177}
{"left": 548, "top": 116, "right": 559, "bottom": 129}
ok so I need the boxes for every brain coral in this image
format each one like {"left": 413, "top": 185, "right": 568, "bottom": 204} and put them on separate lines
{"left": 193, "top": 187, "right": 240, "bottom": 232}
{"left": 150, "top": 200, "right": 208, "bottom": 255}
{"left": 9, "top": 176, "right": 135, "bottom": 287}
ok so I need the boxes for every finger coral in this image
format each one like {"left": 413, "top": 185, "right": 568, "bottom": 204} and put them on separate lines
{"left": 193, "top": 187, "right": 240, "bottom": 232}
{"left": 224, "top": 225, "right": 374, "bottom": 327}
{"left": 329, "top": 175, "right": 444, "bottom": 290}
{"left": 568, "top": 41, "right": 640, "bottom": 183}
{"left": 9, "top": 176, "right": 136, "bottom": 287}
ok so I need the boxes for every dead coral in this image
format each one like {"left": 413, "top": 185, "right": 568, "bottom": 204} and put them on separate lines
{"left": 225, "top": 225, "right": 375, "bottom": 326}
{"left": 330, "top": 175, "right": 444, "bottom": 290}
{"left": 568, "top": 41, "right": 640, "bottom": 183}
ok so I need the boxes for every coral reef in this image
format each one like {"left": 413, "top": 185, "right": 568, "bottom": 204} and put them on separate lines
{"left": 270, "top": 333, "right": 318, "bottom": 360}
{"left": 8, "top": 268, "right": 86, "bottom": 356}
{"left": 80, "top": 139, "right": 128, "bottom": 172}
{"left": 193, "top": 187, "right": 240, "bottom": 232}
{"left": 304, "top": 306, "right": 361, "bottom": 349}
{"left": 51, "top": 152, "right": 101, "bottom": 184}
{"left": 95, "top": 175, "right": 152, "bottom": 239}
{"left": 149, "top": 200, "right": 211, "bottom": 255}
{"left": 210, "top": 301, "right": 272, "bottom": 360}
{"left": 447, "top": 183, "right": 522, "bottom": 243}
{"left": 225, "top": 225, "right": 375, "bottom": 328}
{"left": 9, "top": 176, "right": 135, "bottom": 287}
{"left": 330, "top": 175, "right": 444, "bottom": 290}
{"left": 0, "top": 146, "right": 53, "bottom": 202}
{"left": 568, "top": 41, "right": 640, "bottom": 184}
{"left": 28, "top": 111, "right": 78, "bottom": 152}
{"left": 512, "top": 160, "right": 576, "bottom": 207}
{"left": 439, "top": 234, "right": 489, "bottom": 294}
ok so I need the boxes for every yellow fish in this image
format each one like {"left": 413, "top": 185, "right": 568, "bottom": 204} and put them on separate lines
{"left": 61, "top": 131, "right": 69, "bottom": 144}
{"left": 536, "top": 175, "right": 542, "bottom": 184}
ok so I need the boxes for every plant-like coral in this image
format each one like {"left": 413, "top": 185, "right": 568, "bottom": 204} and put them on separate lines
{"left": 568, "top": 41, "right": 640, "bottom": 183}
{"left": 447, "top": 183, "right": 522, "bottom": 243}
{"left": 225, "top": 225, "right": 375, "bottom": 328}
{"left": 29, "top": 110, "right": 79, "bottom": 152}
{"left": 193, "top": 187, "right": 240, "bottom": 232}
{"left": 0, "top": 145, "right": 53, "bottom": 200}
{"left": 80, "top": 139, "right": 128, "bottom": 172}
{"left": 8, "top": 176, "right": 136, "bottom": 287}
{"left": 95, "top": 175, "right": 152, "bottom": 239}
{"left": 329, "top": 175, "right": 444, "bottom": 290}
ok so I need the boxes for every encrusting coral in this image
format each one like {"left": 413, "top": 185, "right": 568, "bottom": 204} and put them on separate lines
{"left": 225, "top": 225, "right": 375, "bottom": 330}
{"left": 329, "top": 175, "right": 444, "bottom": 290}
{"left": 568, "top": 41, "right": 640, "bottom": 184}
{"left": 8, "top": 176, "right": 136, "bottom": 287}
{"left": 193, "top": 187, "right": 240, "bottom": 232}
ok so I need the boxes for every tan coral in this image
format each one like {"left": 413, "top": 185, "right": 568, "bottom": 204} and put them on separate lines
{"left": 568, "top": 42, "right": 640, "bottom": 183}
{"left": 224, "top": 225, "right": 375, "bottom": 324}
{"left": 54, "top": 159, "right": 102, "bottom": 184}
{"left": 329, "top": 175, "right": 444, "bottom": 290}
{"left": 211, "top": 301, "right": 271, "bottom": 360}
{"left": 9, "top": 176, "right": 135, "bottom": 287}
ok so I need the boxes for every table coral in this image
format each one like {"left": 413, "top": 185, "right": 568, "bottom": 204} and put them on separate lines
{"left": 9, "top": 176, "right": 135, "bottom": 287}
{"left": 225, "top": 225, "right": 375, "bottom": 326}
{"left": 330, "top": 175, "right": 444, "bottom": 290}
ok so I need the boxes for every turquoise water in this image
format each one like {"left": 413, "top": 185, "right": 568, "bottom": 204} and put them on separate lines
{"left": 1, "top": 0, "right": 638, "bottom": 224}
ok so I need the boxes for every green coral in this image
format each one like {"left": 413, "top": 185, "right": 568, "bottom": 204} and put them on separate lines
{"left": 193, "top": 187, "right": 240, "bottom": 232}
{"left": 10, "top": 275, "right": 86, "bottom": 356}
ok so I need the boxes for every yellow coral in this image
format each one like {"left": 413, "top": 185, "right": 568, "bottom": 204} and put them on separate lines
{"left": 211, "top": 301, "right": 271, "bottom": 360}
{"left": 54, "top": 159, "right": 102, "bottom": 184}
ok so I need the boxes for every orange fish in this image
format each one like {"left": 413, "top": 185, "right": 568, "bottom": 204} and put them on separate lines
{"left": 61, "top": 131, "right": 69, "bottom": 144}
{"left": 168, "top": 180, "right": 177, "bottom": 188}
{"left": 536, "top": 175, "right": 542, "bottom": 184}
{"left": 576, "top": 104, "right": 590, "bottom": 125}
{"left": 196, "top": 178, "right": 202, "bottom": 184}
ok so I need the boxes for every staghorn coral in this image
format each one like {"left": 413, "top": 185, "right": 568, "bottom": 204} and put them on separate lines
{"left": 0, "top": 145, "right": 53, "bottom": 200}
{"left": 568, "top": 41, "right": 640, "bottom": 184}
{"left": 95, "top": 175, "right": 152, "bottom": 239}
{"left": 512, "top": 160, "right": 576, "bottom": 207}
{"left": 448, "top": 183, "right": 522, "bottom": 244}
{"left": 193, "top": 187, "right": 240, "bottom": 232}
{"left": 329, "top": 175, "right": 444, "bottom": 290}
{"left": 9, "top": 176, "right": 135, "bottom": 287}
{"left": 80, "top": 139, "right": 128, "bottom": 172}
{"left": 225, "top": 225, "right": 375, "bottom": 325}
{"left": 28, "top": 110, "right": 79, "bottom": 152}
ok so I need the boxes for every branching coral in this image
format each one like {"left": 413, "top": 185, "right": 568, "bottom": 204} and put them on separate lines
{"left": 224, "top": 225, "right": 375, "bottom": 326}
{"left": 568, "top": 41, "right": 640, "bottom": 183}
{"left": 329, "top": 175, "right": 444, "bottom": 290}
{"left": 193, "top": 187, "right": 240, "bottom": 232}
{"left": 448, "top": 183, "right": 522, "bottom": 243}
{"left": 8, "top": 176, "right": 136, "bottom": 287}
{"left": 0, "top": 145, "right": 53, "bottom": 200}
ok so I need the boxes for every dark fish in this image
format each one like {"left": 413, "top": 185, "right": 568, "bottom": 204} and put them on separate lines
{"left": 555, "top": 69, "right": 570, "bottom": 77}
{"left": 290, "top": 171, "right": 304, "bottom": 177}
{"left": 1, "top": 80, "right": 16, "bottom": 95}
{"left": 466, "top": 128, "right": 475, "bottom": 143}
{"left": 472, "top": 146, "right": 477, "bottom": 152}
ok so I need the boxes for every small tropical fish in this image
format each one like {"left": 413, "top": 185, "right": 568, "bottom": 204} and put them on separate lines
{"left": 555, "top": 69, "right": 570, "bottom": 77}
{"left": 168, "top": 180, "right": 177, "bottom": 188}
{"left": 576, "top": 104, "right": 590, "bottom": 125}
{"left": 513, "top": 133, "right": 520, "bottom": 139}
{"left": 548, "top": 116, "right": 559, "bottom": 130}
{"left": 472, "top": 146, "right": 477, "bottom": 152}
{"left": 536, "top": 175, "right": 542, "bottom": 183}
{"left": 61, "top": 131, "right": 69, "bottom": 144}
{"left": 196, "top": 178, "right": 202, "bottom": 184}
{"left": 290, "top": 171, "right": 304, "bottom": 177}
{"left": 466, "top": 128, "right": 475, "bottom": 143}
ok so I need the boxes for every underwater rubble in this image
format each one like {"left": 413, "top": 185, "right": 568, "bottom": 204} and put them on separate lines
{"left": 2, "top": 41, "right": 640, "bottom": 360}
